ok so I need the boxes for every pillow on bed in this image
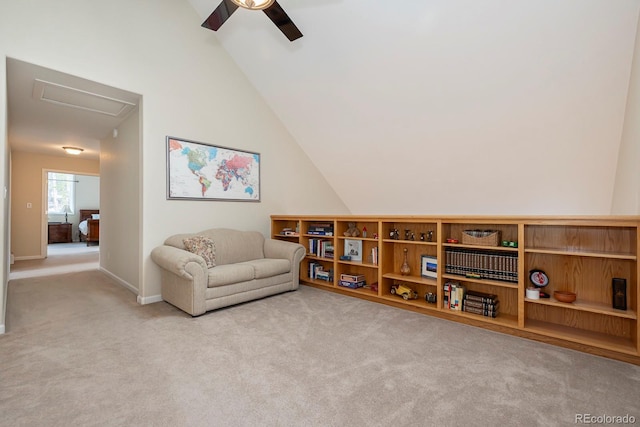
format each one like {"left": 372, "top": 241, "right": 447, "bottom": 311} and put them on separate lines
{"left": 92, "top": 214, "right": 100, "bottom": 220}
{"left": 182, "top": 236, "right": 216, "bottom": 268}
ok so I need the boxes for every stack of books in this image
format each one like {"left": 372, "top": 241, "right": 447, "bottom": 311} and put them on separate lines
{"left": 339, "top": 273, "right": 366, "bottom": 289}
{"left": 279, "top": 227, "right": 299, "bottom": 236}
{"left": 463, "top": 290, "right": 499, "bottom": 318}
{"left": 307, "top": 223, "right": 334, "bottom": 236}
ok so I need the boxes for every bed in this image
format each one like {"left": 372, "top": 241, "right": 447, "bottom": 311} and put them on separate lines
{"left": 79, "top": 209, "right": 100, "bottom": 246}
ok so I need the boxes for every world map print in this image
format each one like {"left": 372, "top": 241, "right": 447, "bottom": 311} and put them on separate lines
{"left": 168, "top": 138, "right": 260, "bottom": 201}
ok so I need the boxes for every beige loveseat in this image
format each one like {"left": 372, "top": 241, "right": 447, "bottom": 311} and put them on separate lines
{"left": 150, "top": 228, "right": 305, "bottom": 316}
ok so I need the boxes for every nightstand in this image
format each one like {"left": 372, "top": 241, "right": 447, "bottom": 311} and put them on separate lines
{"left": 48, "top": 222, "right": 72, "bottom": 244}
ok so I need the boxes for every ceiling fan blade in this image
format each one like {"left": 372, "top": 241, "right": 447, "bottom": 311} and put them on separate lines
{"left": 202, "top": 0, "right": 239, "bottom": 31}
{"left": 263, "top": 1, "right": 303, "bottom": 41}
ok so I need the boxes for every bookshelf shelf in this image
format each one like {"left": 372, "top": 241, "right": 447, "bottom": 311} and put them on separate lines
{"left": 524, "top": 320, "right": 638, "bottom": 356}
{"left": 379, "top": 295, "right": 439, "bottom": 311}
{"left": 449, "top": 310, "right": 519, "bottom": 329}
{"left": 525, "top": 297, "right": 637, "bottom": 319}
{"left": 524, "top": 247, "right": 636, "bottom": 260}
{"left": 339, "top": 260, "right": 379, "bottom": 268}
{"left": 383, "top": 272, "right": 436, "bottom": 286}
{"left": 382, "top": 239, "right": 437, "bottom": 246}
{"left": 272, "top": 215, "right": 640, "bottom": 365}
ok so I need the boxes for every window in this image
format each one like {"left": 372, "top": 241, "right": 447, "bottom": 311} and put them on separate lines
{"left": 48, "top": 172, "right": 75, "bottom": 214}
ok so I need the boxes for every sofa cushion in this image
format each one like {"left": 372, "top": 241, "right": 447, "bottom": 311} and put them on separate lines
{"left": 241, "top": 259, "right": 291, "bottom": 279}
{"left": 207, "top": 264, "right": 255, "bottom": 288}
{"left": 182, "top": 236, "right": 216, "bottom": 268}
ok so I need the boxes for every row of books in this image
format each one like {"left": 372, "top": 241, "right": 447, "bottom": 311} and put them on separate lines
{"left": 309, "top": 239, "right": 334, "bottom": 259}
{"left": 444, "top": 248, "right": 518, "bottom": 283}
{"left": 308, "top": 262, "right": 333, "bottom": 282}
{"left": 443, "top": 282, "right": 500, "bottom": 318}
{"left": 307, "top": 222, "right": 334, "bottom": 236}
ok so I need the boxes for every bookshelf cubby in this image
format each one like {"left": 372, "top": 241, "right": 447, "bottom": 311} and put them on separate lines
{"left": 271, "top": 215, "right": 640, "bottom": 365}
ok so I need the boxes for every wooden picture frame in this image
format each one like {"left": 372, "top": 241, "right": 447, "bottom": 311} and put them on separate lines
{"left": 166, "top": 136, "right": 260, "bottom": 201}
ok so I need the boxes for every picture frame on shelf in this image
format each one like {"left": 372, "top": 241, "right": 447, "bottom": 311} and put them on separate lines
{"left": 166, "top": 136, "right": 260, "bottom": 201}
{"left": 421, "top": 255, "right": 437, "bottom": 279}
{"left": 344, "top": 239, "right": 363, "bottom": 262}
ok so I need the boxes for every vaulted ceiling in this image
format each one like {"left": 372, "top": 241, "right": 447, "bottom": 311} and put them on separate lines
{"left": 188, "top": 0, "right": 640, "bottom": 214}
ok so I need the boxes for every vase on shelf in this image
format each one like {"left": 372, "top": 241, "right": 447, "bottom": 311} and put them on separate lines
{"left": 400, "top": 248, "right": 410, "bottom": 276}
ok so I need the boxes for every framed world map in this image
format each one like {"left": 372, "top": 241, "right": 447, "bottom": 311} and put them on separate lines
{"left": 166, "top": 136, "right": 260, "bottom": 201}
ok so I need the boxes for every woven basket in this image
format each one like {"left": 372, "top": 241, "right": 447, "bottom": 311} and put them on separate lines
{"left": 461, "top": 230, "right": 501, "bottom": 246}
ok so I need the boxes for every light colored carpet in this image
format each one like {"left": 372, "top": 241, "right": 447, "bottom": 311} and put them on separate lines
{"left": 1, "top": 270, "right": 639, "bottom": 427}
{"left": 9, "top": 245, "right": 99, "bottom": 280}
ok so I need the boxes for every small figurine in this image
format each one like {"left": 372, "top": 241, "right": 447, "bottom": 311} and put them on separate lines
{"left": 405, "top": 229, "right": 411, "bottom": 240}
{"left": 390, "top": 283, "right": 418, "bottom": 300}
{"left": 390, "top": 228, "right": 400, "bottom": 240}
{"left": 362, "top": 226, "right": 367, "bottom": 238}
{"left": 427, "top": 231, "right": 433, "bottom": 242}
{"left": 420, "top": 232, "right": 426, "bottom": 241}
{"left": 410, "top": 232, "right": 415, "bottom": 241}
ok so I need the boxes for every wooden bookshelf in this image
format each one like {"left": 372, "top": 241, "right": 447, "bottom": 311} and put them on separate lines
{"left": 272, "top": 215, "right": 640, "bottom": 365}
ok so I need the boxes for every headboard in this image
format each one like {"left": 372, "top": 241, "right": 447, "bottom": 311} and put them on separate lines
{"left": 79, "top": 209, "right": 99, "bottom": 222}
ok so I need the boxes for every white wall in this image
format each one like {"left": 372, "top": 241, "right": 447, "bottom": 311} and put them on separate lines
{"left": 612, "top": 11, "right": 640, "bottom": 214}
{"left": 1, "top": 71, "right": 8, "bottom": 334}
{"left": 100, "top": 108, "right": 140, "bottom": 292}
{"left": 0, "top": 0, "right": 348, "bottom": 323}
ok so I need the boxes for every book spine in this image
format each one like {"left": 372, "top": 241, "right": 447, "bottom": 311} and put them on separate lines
{"left": 463, "top": 306, "right": 498, "bottom": 318}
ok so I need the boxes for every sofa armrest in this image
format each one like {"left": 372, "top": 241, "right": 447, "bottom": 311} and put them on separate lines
{"left": 264, "top": 239, "right": 305, "bottom": 264}
{"left": 264, "top": 239, "right": 305, "bottom": 289}
{"left": 150, "top": 245, "right": 208, "bottom": 280}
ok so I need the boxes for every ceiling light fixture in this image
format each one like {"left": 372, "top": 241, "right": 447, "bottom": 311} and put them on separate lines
{"left": 62, "top": 146, "right": 84, "bottom": 155}
{"left": 231, "top": 0, "right": 274, "bottom": 10}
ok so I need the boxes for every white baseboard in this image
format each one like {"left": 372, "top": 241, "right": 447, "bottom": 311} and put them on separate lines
{"left": 137, "top": 294, "right": 163, "bottom": 305}
{"left": 98, "top": 267, "right": 162, "bottom": 305}
{"left": 14, "top": 255, "right": 45, "bottom": 261}
{"left": 99, "top": 267, "right": 138, "bottom": 295}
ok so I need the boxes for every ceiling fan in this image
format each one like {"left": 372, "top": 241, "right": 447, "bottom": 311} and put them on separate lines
{"left": 202, "top": 0, "right": 303, "bottom": 42}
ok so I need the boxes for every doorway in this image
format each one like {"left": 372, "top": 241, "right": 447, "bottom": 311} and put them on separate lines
{"left": 42, "top": 171, "right": 100, "bottom": 259}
